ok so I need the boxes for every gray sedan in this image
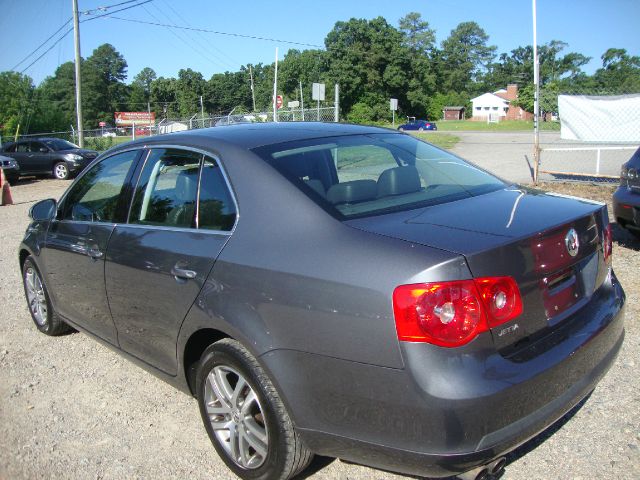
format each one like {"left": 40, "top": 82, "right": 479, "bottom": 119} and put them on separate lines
{"left": 19, "top": 123, "right": 625, "bottom": 480}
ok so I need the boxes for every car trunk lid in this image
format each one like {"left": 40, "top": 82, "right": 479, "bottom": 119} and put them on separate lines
{"left": 346, "top": 187, "right": 610, "bottom": 349}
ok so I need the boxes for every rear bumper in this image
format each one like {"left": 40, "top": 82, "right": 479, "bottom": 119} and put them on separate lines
{"left": 260, "top": 272, "right": 625, "bottom": 477}
{"left": 613, "top": 186, "right": 640, "bottom": 229}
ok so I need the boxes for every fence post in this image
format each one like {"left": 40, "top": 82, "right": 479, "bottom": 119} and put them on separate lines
{"left": 334, "top": 84, "right": 339, "bottom": 122}
{"left": 596, "top": 148, "right": 601, "bottom": 175}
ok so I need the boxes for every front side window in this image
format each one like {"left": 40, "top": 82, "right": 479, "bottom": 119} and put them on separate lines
{"left": 129, "top": 149, "right": 236, "bottom": 231}
{"left": 254, "top": 133, "right": 505, "bottom": 219}
{"left": 61, "top": 150, "right": 138, "bottom": 222}
{"left": 44, "top": 139, "right": 79, "bottom": 151}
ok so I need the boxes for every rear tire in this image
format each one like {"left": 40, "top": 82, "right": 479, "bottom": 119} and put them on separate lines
{"left": 418, "top": 127, "right": 424, "bottom": 132}
{"left": 53, "top": 162, "right": 69, "bottom": 180}
{"left": 22, "top": 256, "right": 72, "bottom": 336}
{"left": 196, "top": 339, "right": 313, "bottom": 480}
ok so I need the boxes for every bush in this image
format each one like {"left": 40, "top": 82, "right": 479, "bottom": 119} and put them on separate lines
{"left": 84, "top": 136, "right": 114, "bottom": 152}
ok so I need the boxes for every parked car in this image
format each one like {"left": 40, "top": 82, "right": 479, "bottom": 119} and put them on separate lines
{"left": 0, "top": 154, "right": 20, "bottom": 184}
{"left": 1, "top": 138, "right": 99, "bottom": 180}
{"left": 19, "top": 123, "right": 625, "bottom": 480}
{"left": 398, "top": 118, "right": 437, "bottom": 131}
{"left": 613, "top": 146, "right": 640, "bottom": 238}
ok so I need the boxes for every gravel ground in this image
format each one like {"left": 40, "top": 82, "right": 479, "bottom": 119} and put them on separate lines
{"left": 1, "top": 178, "right": 638, "bottom": 480}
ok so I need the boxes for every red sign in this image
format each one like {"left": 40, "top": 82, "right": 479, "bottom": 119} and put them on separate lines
{"left": 99, "top": 121, "right": 106, "bottom": 127}
{"left": 276, "top": 95, "right": 283, "bottom": 109}
{"left": 114, "top": 111, "right": 156, "bottom": 126}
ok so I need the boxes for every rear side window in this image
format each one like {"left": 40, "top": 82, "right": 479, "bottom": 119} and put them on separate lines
{"left": 253, "top": 133, "right": 505, "bottom": 219}
{"left": 129, "top": 148, "right": 236, "bottom": 231}
{"left": 198, "top": 157, "right": 236, "bottom": 231}
{"left": 61, "top": 150, "right": 138, "bottom": 222}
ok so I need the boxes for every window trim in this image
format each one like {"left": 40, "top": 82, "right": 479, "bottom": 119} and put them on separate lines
{"left": 56, "top": 148, "right": 144, "bottom": 224}
{"left": 125, "top": 144, "right": 239, "bottom": 235}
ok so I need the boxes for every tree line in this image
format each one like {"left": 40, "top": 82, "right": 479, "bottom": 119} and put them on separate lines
{"left": 1, "top": 12, "right": 639, "bottom": 137}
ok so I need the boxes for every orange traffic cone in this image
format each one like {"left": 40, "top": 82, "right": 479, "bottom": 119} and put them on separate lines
{"left": 1, "top": 168, "right": 14, "bottom": 206}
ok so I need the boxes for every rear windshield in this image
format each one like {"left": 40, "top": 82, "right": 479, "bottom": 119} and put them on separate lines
{"left": 253, "top": 133, "right": 505, "bottom": 219}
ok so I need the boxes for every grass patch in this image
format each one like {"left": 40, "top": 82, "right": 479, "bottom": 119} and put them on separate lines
{"left": 434, "top": 120, "right": 558, "bottom": 132}
{"left": 409, "top": 131, "right": 460, "bottom": 150}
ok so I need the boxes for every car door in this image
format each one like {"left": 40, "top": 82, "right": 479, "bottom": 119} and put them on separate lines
{"left": 105, "top": 147, "right": 237, "bottom": 375}
{"left": 28, "top": 140, "right": 53, "bottom": 173}
{"left": 42, "top": 149, "right": 141, "bottom": 344}
{"left": 10, "top": 141, "right": 33, "bottom": 173}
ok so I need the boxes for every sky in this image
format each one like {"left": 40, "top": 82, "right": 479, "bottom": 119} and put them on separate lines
{"left": 1, "top": 0, "right": 639, "bottom": 86}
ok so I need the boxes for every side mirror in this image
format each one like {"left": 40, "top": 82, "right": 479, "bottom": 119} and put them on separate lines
{"left": 29, "top": 198, "right": 57, "bottom": 221}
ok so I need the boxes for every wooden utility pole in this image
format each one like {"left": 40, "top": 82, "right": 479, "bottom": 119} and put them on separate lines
{"left": 272, "top": 47, "right": 279, "bottom": 122}
{"left": 72, "top": 0, "right": 84, "bottom": 147}
{"left": 249, "top": 65, "right": 256, "bottom": 112}
{"left": 532, "top": 0, "right": 540, "bottom": 183}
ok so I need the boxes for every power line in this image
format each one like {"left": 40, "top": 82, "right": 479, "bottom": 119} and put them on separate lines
{"left": 11, "top": 18, "right": 72, "bottom": 71}
{"left": 17, "top": 0, "right": 154, "bottom": 74}
{"left": 20, "top": 26, "right": 75, "bottom": 74}
{"left": 82, "top": 0, "right": 154, "bottom": 22}
{"left": 158, "top": 0, "right": 239, "bottom": 67}
{"left": 82, "top": 0, "right": 143, "bottom": 15}
{"left": 141, "top": 3, "right": 236, "bottom": 71}
{"left": 98, "top": 16, "right": 325, "bottom": 49}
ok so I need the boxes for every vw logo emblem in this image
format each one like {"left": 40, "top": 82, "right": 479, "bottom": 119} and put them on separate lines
{"left": 565, "top": 228, "right": 579, "bottom": 257}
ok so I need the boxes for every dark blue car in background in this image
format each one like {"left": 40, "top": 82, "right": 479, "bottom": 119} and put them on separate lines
{"left": 398, "top": 118, "right": 437, "bottom": 131}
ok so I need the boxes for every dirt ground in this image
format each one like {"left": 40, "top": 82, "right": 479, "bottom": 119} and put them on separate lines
{"left": 0, "top": 178, "right": 638, "bottom": 480}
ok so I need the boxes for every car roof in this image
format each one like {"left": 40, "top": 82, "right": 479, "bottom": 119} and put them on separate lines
{"left": 114, "top": 122, "right": 398, "bottom": 152}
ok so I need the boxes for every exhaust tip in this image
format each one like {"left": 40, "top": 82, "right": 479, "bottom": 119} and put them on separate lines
{"left": 489, "top": 457, "right": 507, "bottom": 475}
{"left": 475, "top": 469, "right": 489, "bottom": 480}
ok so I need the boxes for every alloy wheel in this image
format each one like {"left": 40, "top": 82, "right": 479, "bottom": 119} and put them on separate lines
{"left": 24, "top": 266, "right": 48, "bottom": 326}
{"left": 204, "top": 365, "right": 269, "bottom": 469}
{"left": 54, "top": 163, "right": 68, "bottom": 179}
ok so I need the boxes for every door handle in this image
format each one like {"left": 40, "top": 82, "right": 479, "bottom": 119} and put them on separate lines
{"left": 87, "top": 247, "right": 104, "bottom": 259}
{"left": 171, "top": 266, "right": 197, "bottom": 280}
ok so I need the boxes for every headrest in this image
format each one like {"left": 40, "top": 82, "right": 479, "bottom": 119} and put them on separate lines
{"left": 377, "top": 166, "right": 421, "bottom": 197}
{"left": 327, "top": 180, "right": 377, "bottom": 205}
{"left": 175, "top": 169, "right": 198, "bottom": 201}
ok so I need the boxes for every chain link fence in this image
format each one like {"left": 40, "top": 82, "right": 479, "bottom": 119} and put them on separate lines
{"left": 537, "top": 88, "right": 640, "bottom": 183}
{"left": 3, "top": 106, "right": 339, "bottom": 152}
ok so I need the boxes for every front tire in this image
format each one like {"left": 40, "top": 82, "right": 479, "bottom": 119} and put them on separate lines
{"left": 22, "top": 256, "right": 72, "bottom": 336}
{"left": 196, "top": 339, "right": 313, "bottom": 480}
{"left": 53, "top": 162, "right": 69, "bottom": 180}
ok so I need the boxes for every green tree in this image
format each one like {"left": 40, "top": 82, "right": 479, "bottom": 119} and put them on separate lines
{"left": 439, "top": 22, "right": 496, "bottom": 93}
{"left": 0, "top": 71, "right": 35, "bottom": 138}
{"left": 398, "top": 12, "right": 437, "bottom": 117}
{"left": 206, "top": 70, "right": 251, "bottom": 114}
{"left": 593, "top": 48, "right": 640, "bottom": 91}
{"left": 150, "top": 77, "right": 178, "bottom": 119}
{"left": 34, "top": 62, "right": 78, "bottom": 132}
{"left": 175, "top": 68, "right": 206, "bottom": 117}
{"left": 129, "top": 67, "right": 157, "bottom": 110}
{"left": 325, "top": 17, "right": 412, "bottom": 118}
{"left": 83, "top": 43, "right": 129, "bottom": 126}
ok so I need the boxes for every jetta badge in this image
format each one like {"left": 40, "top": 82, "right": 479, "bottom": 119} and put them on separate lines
{"left": 565, "top": 228, "right": 579, "bottom": 257}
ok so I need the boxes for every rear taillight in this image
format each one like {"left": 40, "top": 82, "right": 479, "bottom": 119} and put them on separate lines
{"left": 393, "top": 277, "right": 522, "bottom": 347}
{"left": 603, "top": 223, "right": 613, "bottom": 263}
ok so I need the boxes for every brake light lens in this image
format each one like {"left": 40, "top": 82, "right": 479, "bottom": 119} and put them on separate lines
{"left": 603, "top": 223, "right": 613, "bottom": 263}
{"left": 393, "top": 277, "right": 522, "bottom": 347}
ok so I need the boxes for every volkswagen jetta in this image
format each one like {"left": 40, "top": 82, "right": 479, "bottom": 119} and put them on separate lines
{"left": 20, "top": 123, "right": 625, "bottom": 480}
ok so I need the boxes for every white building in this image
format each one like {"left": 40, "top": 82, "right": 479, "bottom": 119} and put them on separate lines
{"left": 470, "top": 92, "right": 509, "bottom": 119}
